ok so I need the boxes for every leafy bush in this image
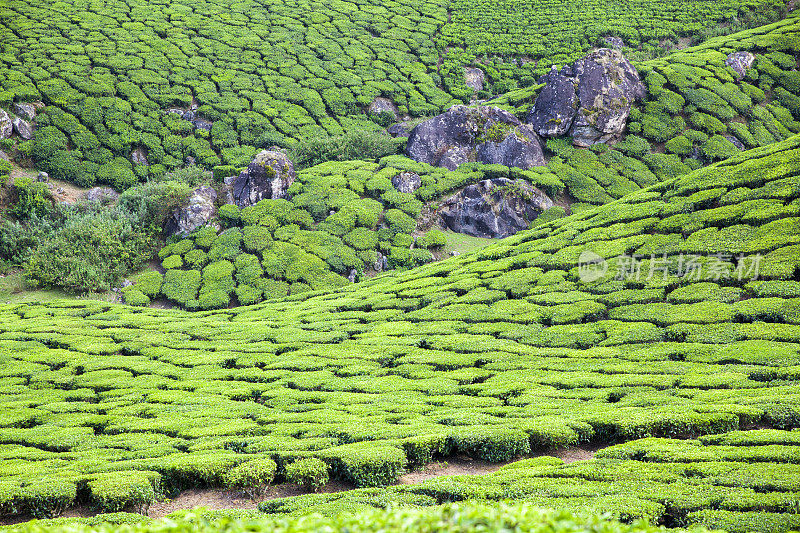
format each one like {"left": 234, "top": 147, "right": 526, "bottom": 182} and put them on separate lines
{"left": 291, "top": 129, "right": 402, "bottom": 169}
{"left": 7, "top": 178, "right": 52, "bottom": 220}
{"left": 223, "top": 459, "right": 277, "bottom": 498}
{"left": 24, "top": 206, "right": 153, "bottom": 293}
{"left": 285, "top": 458, "right": 330, "bottom": 492}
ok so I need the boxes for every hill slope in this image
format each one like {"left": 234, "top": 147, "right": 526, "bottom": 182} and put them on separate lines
{"left": 0, "top": 135, "right": 798, "bottom": 522}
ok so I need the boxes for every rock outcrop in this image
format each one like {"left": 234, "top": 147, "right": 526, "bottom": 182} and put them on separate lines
{"left": 725, "top": 51, "right": 756, "bottom": 79}
{"left": 527, "top": 67, "right": 578, "bottom": 137}
{"left": 387, "top": 123, "right": 410, "bottom": 138}
{"left": 231, "top": 149, "right": 296, "bottom": 207}
{"left": 164, "top": 186, "right": 218, "bottom": 236}
{"left": 12, "top": 117, "right": 33, "bottom": 140}
{"left": 406, "top": 105, "right": 546, "bottom": 171}
{"left": 86, "top": 187, "right": 120, "bottom": 203}
{"left": 464, "top": 67, "right": 485, "bottom": 92}
{"left": 368, "top": 97, "right": 399, "bottom": 122}
{"left": 131, "top": 147, "right": 149, "bottom": 166}
{"left": 438, "top": 178, "right": 554, "bottom": 239}
{"left": 528, "top": 49, "right": 646, "bottom": 146}
{"left": 391, "top": 171, "right": 421, "bottom": 194}
{"left": 0, "top": 109, "right": 11, "bottom": 139}
{"left": 13, "top": 103, "right": 36, "bottom": 122}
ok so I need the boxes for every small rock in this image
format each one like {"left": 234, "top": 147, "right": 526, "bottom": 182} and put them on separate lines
{"left": 387, "top": 123, "right": 409, "bottom": 138}
{"left": 391, "top": 171, "right": 421, "bottom": 194}
{"left": 222, "top": 174, "right": 237, "bottom": 204}
{"left": 121, "top": 279, "right": 134, "bottom": 288}
{"left": 725, "top": 51, "right": 756, "bottom": 79}
{"left": 36, "top": 171, "right": 49, "bottom": 182}
{"left": 374, "top": 252, "right": 384, "bottom": 273}
{"left": 86, "top": 186, "right": 119, "bottom": 203}
{"left": 131, "top": 147, "right": 149, "bottom": 166}
{"left": 450, "top": 251, "right": 460, "bottom": 256}
{"left": 12, "top": 117, "right": 33, "bottom": 140}
{"left": 603, "top": 36, "right": 625, "bottom": 49}
{"left": 182, "top": 110, "right": 195, "bottom": 122}
{"left": 232, "top": 150, "right": 296, "bottom": 207}
{"left": 164, "top": 186, "right": 218, "bottom": 236}
{"left": 13, "top": 103, "right": 36, "bottom": 122}
{"left": 348, "top": 269, "right": 357, "bottom": 283}
{"left": 166, "top": 108, "right": 185, "bottom": 118}
{"left": 368, "top": 97, "right": 399, "bottom": 122}
{"left": 724, "top": 134, "right": 746, "bottom": 151}
{"left": 381, "top": 254, "right": 389, "bottom": 272}
{"left": 464, "top": 67, "right": 485, "bottom": 92}
{"left": 192, "top": 117, "right": 213, "bottom": 131}
{"left": 0, "top": 109, "right": 12, "bottom": 139}
{"left": 185, "top": 156, "right": 196, "bottom": 166}
{"left": 438, "top": 178, "right": 554, "bottom": 239}
{"left": 0, "top": 150, "right": 9, "bottom": 161}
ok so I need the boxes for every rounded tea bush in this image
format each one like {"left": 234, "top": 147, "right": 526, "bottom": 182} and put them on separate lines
{"left": 285, "top": 458, "right": 329, "bottom": 492}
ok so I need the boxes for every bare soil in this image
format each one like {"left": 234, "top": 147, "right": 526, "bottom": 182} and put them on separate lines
{"left": 0, "top": 447, "right": 601, "bottom": 525}
{"left": 148, "top": 480, "right": 353, "bottom": 518}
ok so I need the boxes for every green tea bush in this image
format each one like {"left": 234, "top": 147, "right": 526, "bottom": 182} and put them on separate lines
{"left": 87, "top": 472, "right": 158, "bottom": 513}
{"left": 285, "top": 458, "right": 330, "bottom": 492}
{"left": 223, "top": 458, "right": 277, "bottom": 498}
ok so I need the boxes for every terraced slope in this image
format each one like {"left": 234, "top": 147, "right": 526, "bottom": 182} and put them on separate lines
{"left": 137, "top": 15, "right": 800, "bottom": 308}
{"left": 0, "top": 0, "right": 793, "bottom": 189}
{"left": 260, "top": 431, "right": 800, "bottom": 531}
{"left": 0, "top": 135, "right": 798, "bottom": 520}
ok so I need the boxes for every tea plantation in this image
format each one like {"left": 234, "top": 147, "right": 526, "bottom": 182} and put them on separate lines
{"left": 134, "top": 16, "right": 800, "bottom": 307}
{"left": 0, "top": 0, "right": 792, "bottom": 188}
{"left": 0, "top": 135, "right": 799, "bottom": 528}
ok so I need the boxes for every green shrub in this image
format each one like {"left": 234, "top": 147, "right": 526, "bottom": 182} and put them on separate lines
{"left": 24, "top": 207, "right": 153, "bottom": 293}
{"left": 122, "top": 287, "right": 150, "bottom": 307}
{"left": 223, "top": 458, "right": 277, "bottom": 498}
{"left": 418, "top": 230, "right": 446, "bottom": 249}
{"left": 291, "top": 129, "right": 401, "bottom": 169}
{"left": 162, "top": 269, "right": 201, "bottom": 307}
{"left": 285, "top": 458, "right": 330, "bottom": 493}
{"left": 8, "top": 178, "right": 52, "bottom": 220}
{"left": 135, "top": 271, "right": 164, "bottom": 297}
{"left": 87, "top": 472, "right": 158, "bottom": 513}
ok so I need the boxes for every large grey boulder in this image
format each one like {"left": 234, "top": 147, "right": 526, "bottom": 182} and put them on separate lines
{"left": 725, "top": 51, "right": 756, "bottom": 79}
{"left": 232, "top": 149, "right": 296, "bottom": 207}
{"left": 527, "top": 66, "right": 578, "bottom": 137}
{"left": 12, "top": 117, "right": 33, "bottom": 140}
{"left": 0, "top": 109, "right": 11, "bottom": 139}
{"left": 13, "top": 103, "right": 36, "bottom": 122}
{"left": 528, "top": 49, "right": 646, "bottom": 146}
{"left": 438, "top": 178, "right": 554, "bottom": 239}
{"left": 164, "top": 186, "right": 218, "bottom": 236}
{"left": 406, "top": 105, "right": 546, "bottom": 171}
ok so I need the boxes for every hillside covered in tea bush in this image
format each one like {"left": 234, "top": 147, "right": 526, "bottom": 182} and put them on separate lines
{"left": 0, "top": 135, "right": 798, "bottom": 528}
{"left": 126, "top": 16, "right": 800, "bottom": 308}
{"left": 0, "top": 0, "right": 793, "bottom": 189}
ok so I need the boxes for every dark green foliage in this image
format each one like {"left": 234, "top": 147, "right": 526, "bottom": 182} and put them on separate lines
{"left": 23, "top": 206, "right": 153, "bottom": 293}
